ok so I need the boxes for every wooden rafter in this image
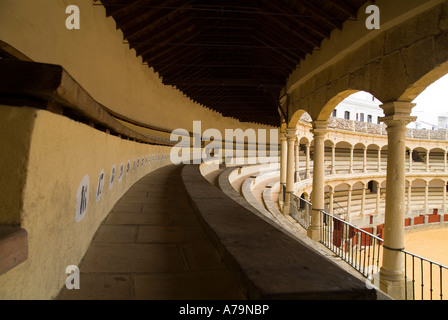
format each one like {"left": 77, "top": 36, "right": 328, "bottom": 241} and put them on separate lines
{"left": 99, "top": 0, "right": 368, "bottom": 127}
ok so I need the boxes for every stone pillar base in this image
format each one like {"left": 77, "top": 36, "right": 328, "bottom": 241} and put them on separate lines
{"left": 378, "top": 277, "right": 413, "bottom": 300}
{"left": 307, "top": 226, "right": 320, "bottom": 241}
{"left": 283, "top": 202, "right": 291, "bottom": 216}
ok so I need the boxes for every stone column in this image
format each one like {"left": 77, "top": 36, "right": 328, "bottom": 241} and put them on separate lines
{"left": 329, "top": 187, "right": 334, "bottom": 215}
{"left": 376, "top": 181, "right": 381, "bottom": 214}
{"left": 284, "top": 128, "right": 297, "bottom": 216}
{"left": 443, "top": 181, "right": 447, "bottom": 214}
{"left": 379, "top": 101, "right": 416, "bottom": 300}
{"left": 307, "top": 121, "right": 328, "bottom": 241}
{"left": 424, "top": 180, "right": 429, "bottom": 215}
{"left": 409, "top": 148, "right": 413, "bottom": 173}
{"left": 407, "top": 182, "right": 412, "bottom": 214}
{"left": 280, "top": 131, "right": 287, "bottom": 204}
{"left": 331, "top": 145, "right": 336, "bottom": 175}
{"left": 295, "top": 139, "right": 300, "bottom": 182}
{"left": 363, "top": 147, "right": 368, "bottom": 173}
{"left": 347, "top": 185, "right": 353, "bottom": 222}
{"left": 349, "top": 146, "right": 354, "bottom": 174}
{"left": 444, "top": 151, "right": 447, "bottom": 173}
{"left": 361, "top": 184, "right": 366, "bottom": 217}
{"left": 305, "top": 143, "right": 311, "bottom": 179}
{"left": 426, "top": 150, "right": 430, "bottom": 172}
{"left": 378, "top": 149, "right": 382, "bottom": 172}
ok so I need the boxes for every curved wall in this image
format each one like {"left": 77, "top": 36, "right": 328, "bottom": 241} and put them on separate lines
{"left": 0, "top": 105, "right": 172, "bottom": 299}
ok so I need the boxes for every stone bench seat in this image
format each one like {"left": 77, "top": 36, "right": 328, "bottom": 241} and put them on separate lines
{"left": 181, "top": 164, "right": 377, "bottom": 300}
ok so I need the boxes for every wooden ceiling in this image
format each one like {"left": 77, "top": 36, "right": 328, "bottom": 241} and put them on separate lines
{"left": 99, "top": 0, "right": 368, "bottom": 127}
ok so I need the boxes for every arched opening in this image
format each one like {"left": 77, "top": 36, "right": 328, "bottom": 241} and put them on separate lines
{"left": 428, "top": 179, "right": 446, "bottom": 215}
{"left": 324, "top": 140, "right": 335, "bottom": 175}
{"left": 412, "top": 147, "right": 429, "bottom": 172}
{"left": 409, "top": 74, "right": 448, "bottom": 131}
{"left": 351, "top": 181, "right": 365, "bottom": 218}
{"left": 353, "top": 143, "right": 367, "bottom": 173}
{"left": 410, "top": 179, "right": 429, "bottom": 215}
{"left": 288, "top": 109, "right": 312, "bottom": 129}
{"left": 331, "top": 91, "right": 383, "bottom": 125}
{"left": 316, "top": 90, "right": 359, "bottom": 121}
{"left": 367, "top": 144, "right": 382, "bottom": 173}
{"left": 333, "top": 183, "right": 352, "bottom": 220}
{"left": 428, "top": 148, "right": 447, "bottom": 172}
{"left": 298, "top": 136, "right": 311, "bottom": 180}
{"left": 334, "top": 141, "right": 353, "bottom": 174}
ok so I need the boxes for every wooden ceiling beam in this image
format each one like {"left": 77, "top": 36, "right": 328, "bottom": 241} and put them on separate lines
{"left": 164, "top": 78, "right": 283, "bottom": 88}
{"left": 253, "top": 7, "right": 321, "bottom": 50}
{"left": 140, "top": 30, "right": 202, "bottom": 62}
{"left": 259, "top": 0, "right": 332, "bottom": 40}
{"left": 293, "top": 1, "right": 343, "bottom": 30}
{"left": 102, "top": 0, "right": 141, "bottom": 18}
{"left": 326, "top": 0, "right": 358, "bottom": 19}
{"left": 251, "top": 34, "right": 300, "bottom": 67}
{"left": 122, "top": 0, "right": 195, "bottom": 42}
{"left": 251, "top": 23, "right": 307, "bottom": 61}
{"left": 134, "top": 24, "right": 197, "bottom": 56}
{"left": 150, "top": 47, "right": 205, "bottom": 73}
{"left": 131, "top": 14, "right": 194, "bottom": 52}
{"left": 116, "top": 1, "right": 173, "bottom": 29}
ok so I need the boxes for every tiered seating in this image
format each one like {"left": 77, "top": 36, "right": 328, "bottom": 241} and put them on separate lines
{"left": 205, "top": 142, "right": 448, "bottom": 234}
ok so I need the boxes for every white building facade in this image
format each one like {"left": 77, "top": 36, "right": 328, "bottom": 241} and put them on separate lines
{"left": 332, "top": 92, "right": 384, "bottom": 124}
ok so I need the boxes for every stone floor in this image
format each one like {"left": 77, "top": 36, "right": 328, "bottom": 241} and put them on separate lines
{"left": 58, "top": 165, "right": 245, "bottom": 300}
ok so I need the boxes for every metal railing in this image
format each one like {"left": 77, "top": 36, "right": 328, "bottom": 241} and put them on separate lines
{"left": 289, "top": 194, "right": 448, "bottom": 300}
{"left": 319, "top": 210, "right": 383, "bottom": 279}
{"left": 404, "top": 250, "right": 448, "bottom": 300}
{"left": 324, "top": 192, "right": 347, "bottom": 219}
{"left": 290, "top": 194, "right": 312, "bottom": 229}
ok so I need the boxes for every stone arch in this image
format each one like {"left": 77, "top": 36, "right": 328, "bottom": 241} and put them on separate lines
{"left": 429, "top": 178, "right": 446, "bottom": 187}
{"left": 428, "top": 147, "right": 446, "bottom": 172}
{"left": 334, "top": 182, "right": 352, "bottom": 192}
{"left": 287, "top": 1, "right": 448, "bottom": 126}
{"left": 288, "top": 109, "right": 310, "bottom": 128}
{"left": 299, "top": 136, "right": 310, "bottom": 145}
{"left": 411, "top": 147, "right": 429, "bottom": 171}
{"left": 366, "top": 179, "right": 380, "bottom": 194}
{"left": 351, "top": 142, "right": 366, "bottom": 173}
{"left": 316, "top": 90, "right": 359, "bottom": 121}
{"left": 352, "top": 181, "right": 366, "bottom": 190}
{"left": 400, "top": 61, "right": 448, "bottom": 103}
{"left": 411, "top": 178, "right": 428, "bottom": 190}
{"left": 334, "top": 141, "right": 353, "bottom": 174}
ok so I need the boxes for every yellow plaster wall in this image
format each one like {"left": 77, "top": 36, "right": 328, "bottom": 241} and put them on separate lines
{"left": 0, "top": 107, "right": 36, "bottom": 225}
{"left": 0, "top": 0, "right": 274, "bottom": 133}
{"left": 0, "top": 106, "right": 172, "bottom": 299}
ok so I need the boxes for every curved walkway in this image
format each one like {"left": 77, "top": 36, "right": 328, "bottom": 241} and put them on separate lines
{"left": 57, "top": 165, "right": 245, "bottom": 300}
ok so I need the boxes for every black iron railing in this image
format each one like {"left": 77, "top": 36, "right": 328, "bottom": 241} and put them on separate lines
{"left": 319, "top": 210, "right": 383, "bottom": 279}
{"left": 403, "top": 250, "right": 448, "bottom": 300}
{"left": 289, "top": 194, "right": 312, "bottom": 229}
{"left": 289, "top": 194, "right": 448, "bottom": 300}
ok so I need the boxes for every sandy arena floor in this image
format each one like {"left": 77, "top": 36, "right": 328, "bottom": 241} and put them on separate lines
{"left": 405, "top": 227, "right": 448, "bottom": 267}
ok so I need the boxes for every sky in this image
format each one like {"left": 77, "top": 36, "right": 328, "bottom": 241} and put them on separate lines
{"left": 411, "top": 74, "right": 448, "bottom": 126}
